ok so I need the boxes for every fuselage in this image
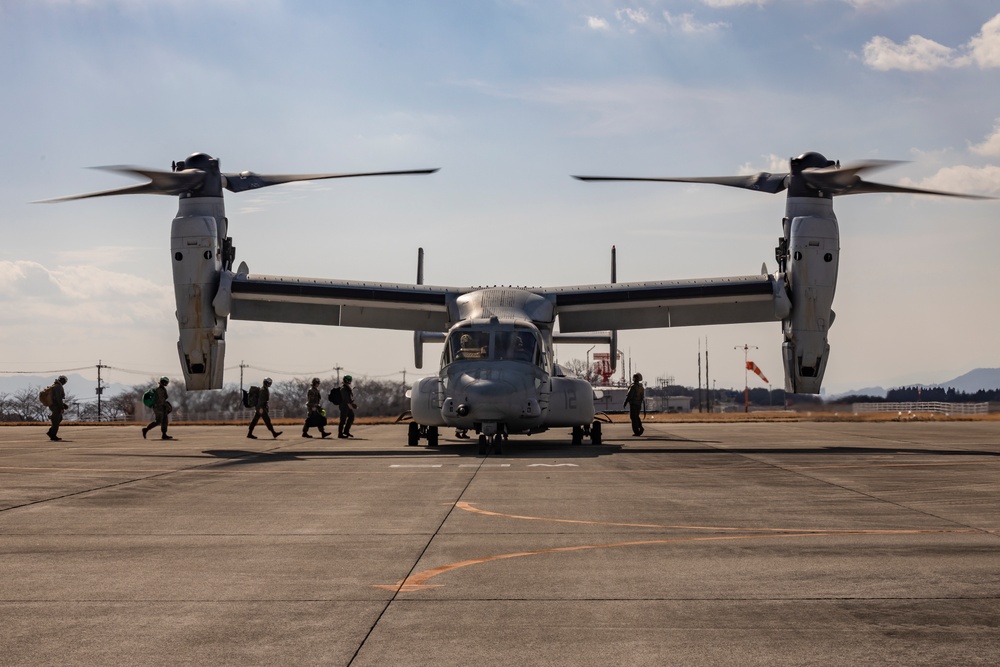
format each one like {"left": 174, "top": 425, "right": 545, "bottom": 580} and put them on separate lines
{"left": 409, "top": 288, "right": 596, "bottom": 435}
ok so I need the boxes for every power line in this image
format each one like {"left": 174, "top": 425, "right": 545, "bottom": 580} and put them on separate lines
{"left": 0, "top": 366, "right": 93, "bottom": 374}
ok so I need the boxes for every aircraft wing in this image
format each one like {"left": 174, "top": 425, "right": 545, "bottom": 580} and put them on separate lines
{"left": 228, "top": 273, "right": 458, "bottom": 331}
{"left": 542, "top": 274, "right": 789, "bottom": 332}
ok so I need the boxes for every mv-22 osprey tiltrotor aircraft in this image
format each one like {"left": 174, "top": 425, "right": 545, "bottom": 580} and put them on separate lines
{"left": 44, "top": 151, "right": 990, "bottom": 454}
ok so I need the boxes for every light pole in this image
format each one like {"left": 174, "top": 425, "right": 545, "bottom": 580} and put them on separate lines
{"left": 735, "top": 344, "right": 758, "bottom": 413}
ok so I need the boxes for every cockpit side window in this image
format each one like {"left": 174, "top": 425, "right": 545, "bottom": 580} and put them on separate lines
{"left": 495, "top": 330, "right": 539, "bottom": 365}
{"left": 449, "top": 330, "right": 490, "bottom": 361}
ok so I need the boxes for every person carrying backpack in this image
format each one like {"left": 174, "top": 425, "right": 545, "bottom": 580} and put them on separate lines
{"left": 44, "top": 375, "right": 69, "bottom": 442}
{"left": 142, "top": 376, "right": 174, "bottom": 440}
{"left": 248, "top": 377, "right": 282, "bottom": 439}
{"left": 302, "top": 378, "right": 330, "bottom": 438}
{"left": 338, "top": 375, "right": 357, "bottom": 439}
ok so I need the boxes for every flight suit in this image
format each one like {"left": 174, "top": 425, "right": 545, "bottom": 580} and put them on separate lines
{"left": 46, "top": 381, "right": 67, "bottom": 441}
{"left": 143, "top": 383, "right": 173, "bottom": 440}
{"left": 248, "top": 383, "right": 282, "bottom": 439}
{"left": 624, "top": 381, "right": 645, "bottom": 436}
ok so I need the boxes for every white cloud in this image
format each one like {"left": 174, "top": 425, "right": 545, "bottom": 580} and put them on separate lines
{"left": 969, "top": 13, "right": 1000, "bottom": 68}
{"left": 0, "top": 260, "right": 173, "bottom": 325}
{"left": 664, "top": 11, "right": 729, "bottom": 34}
{"left": 0, "top": 261, "right": 62, "bottom": 299}
{"left": 738, "top": 153, "right": 789, "bottom": 175}
{"left": 701, "top": 0, "right": 767, "bottom": 6}
{"left": 615, "top": 7, "right": 650, "bottom": 33}
{"left": 586, "top": 7, "right": 728, "bottom": 36}
{"left": 970, "top": 119, "right": 1000, "bottom": 157}
{"left": 863, "top": 12, "right": 1000, "bottom": 71}
{"left": 586, "top": 15, "right": 610, "bottom": 31}
{"left": 898, "top": 165, "right": 1000, "bottom": 196}
{"left": 862, "top": 35, "right": 965, "bottom": 72}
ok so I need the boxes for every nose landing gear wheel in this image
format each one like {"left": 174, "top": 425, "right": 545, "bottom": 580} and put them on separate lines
{"left": 477, "top": 433, "right": 504, "bottom": 456}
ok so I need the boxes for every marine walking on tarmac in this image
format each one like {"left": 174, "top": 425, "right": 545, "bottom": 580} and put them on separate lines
{"left": 247, "top": 377, "right": 282, "bottom": 439}
{"left": 42, "top": 375, "right": 69, "bottom": 441}
{"left": 142, "top": 376, "right": 174, "bottom": 440}
{"left": 337, "top": 375, "right": 357, "bottom": 438}
{"left": 302, "top": 377, "right": 331, "bottom": 438}
{"left": 624, "top": 372, "right": 645, "bottom": 436}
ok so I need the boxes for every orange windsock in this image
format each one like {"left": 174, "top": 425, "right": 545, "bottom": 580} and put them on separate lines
{"left": 746, "top": 360, "right": 768, "bottom": 384}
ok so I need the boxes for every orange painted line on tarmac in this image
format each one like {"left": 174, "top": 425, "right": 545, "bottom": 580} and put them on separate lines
{"left": 372, "top": 504, "right": 986, "bottom": 593}
{"left": 453, "top": 501, "right": 983, "bottom": 535}
{"left": 374, "top": 526, "right": 980, "bottom": 593}
{"left": 373, "top": 532, "right": 815, "bottom": 592}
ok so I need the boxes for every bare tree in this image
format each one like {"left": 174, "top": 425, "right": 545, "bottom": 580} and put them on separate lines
{"left": 12, "top": 386, "right": 47, "bottom": 422}
{"left": 560, "top": 358, "right": 592, "bottom": 381}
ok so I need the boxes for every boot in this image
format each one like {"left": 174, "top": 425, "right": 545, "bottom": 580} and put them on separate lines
{"left": 271, "top": 430, "right": 282, "bottom": 439}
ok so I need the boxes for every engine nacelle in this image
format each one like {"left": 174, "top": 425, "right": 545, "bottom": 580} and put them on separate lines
{"left": 544, "top": 376, "right": 596, "bottom": 427}
{"left": 781, "top": 212, "right": 839, "bottom": 394}
{"left": 410, "top": 376, "right": 445, "bottom": 426}
{"left": 171, "top": 198, "right": 227, "bottom": 390}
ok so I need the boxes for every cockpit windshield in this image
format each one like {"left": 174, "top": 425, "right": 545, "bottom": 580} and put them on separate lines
{"left": 445, "top": 327, "right": 541, "bottom": 367}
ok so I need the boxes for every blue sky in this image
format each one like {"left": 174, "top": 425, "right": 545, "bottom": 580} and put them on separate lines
{"left": 2, "top": 0, "right": 999, "bottom": 395}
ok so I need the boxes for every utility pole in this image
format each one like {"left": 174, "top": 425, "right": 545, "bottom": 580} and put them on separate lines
{"left": 735, "top": 344, "right": 758, "bottom": 413}
{"left": 697, "top": 340, "right": 702, "bottom": 413}
{"left": 239, "top": 360, "right": 248, "bottom": 393}
{"left": 333, "top": 364, "right": 343, "bottom": 383}
{"left": 96, "top": 360, "right": 107, "bottom": 422}
{"left": 705, "top": 337, "right": 711, "bottom": 413}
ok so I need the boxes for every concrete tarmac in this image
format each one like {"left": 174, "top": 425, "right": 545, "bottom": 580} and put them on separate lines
{"left": 1, "top": 420, "right": 999, "bottom": 666}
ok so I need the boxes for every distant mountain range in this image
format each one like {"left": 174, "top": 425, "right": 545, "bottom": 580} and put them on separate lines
{"left": 829, "top": 368, "right": 1000, "bottom": 399}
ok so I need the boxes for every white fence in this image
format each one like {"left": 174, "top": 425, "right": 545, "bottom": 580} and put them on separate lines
{"left": 852, "top": 402, "right": 989, "bottom": 415}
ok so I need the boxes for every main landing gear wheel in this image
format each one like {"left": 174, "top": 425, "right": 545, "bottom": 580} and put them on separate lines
{"left": 407, "top": 423, "right": 439, "bottom": 447}
{"left": 590, "top": 420, "right": 602, "bottom": 446}
{"left": 571, "top": 425, "right": 585, "bottom": 445}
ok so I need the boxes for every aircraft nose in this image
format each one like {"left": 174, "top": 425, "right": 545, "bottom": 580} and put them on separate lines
{"left": 455, "top": 376, "right": 518, "bottom": 420}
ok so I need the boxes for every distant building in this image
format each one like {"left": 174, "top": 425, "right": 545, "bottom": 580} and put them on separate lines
{"left": 591, "top": 388, "right": 692, "bottom": 413}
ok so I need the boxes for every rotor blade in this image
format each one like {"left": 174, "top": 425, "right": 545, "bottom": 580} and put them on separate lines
{"left": 800, "top": 160, "right": 901, "bottom": 194}
{"left": 801, "top": 160, "right": 994, "bottom": 198}
{"left": 573, "top": 172, "right": 789, "bottom": 194}
{"left": 834, "top": 179, "right": 995, "bottom": 199}
{"left": 35, "top": 166, "right": 207, "bottom": 202}
{"left": 223, "top": 168, "right": 440, "bottom": 193}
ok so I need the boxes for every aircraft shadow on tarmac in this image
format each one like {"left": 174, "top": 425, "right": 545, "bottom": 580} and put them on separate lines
{"left": 199, "top": 441, "right": 628, "bottom": 465}
{"left": 612, "top": 444, "right": 1000, "bottom": 456}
